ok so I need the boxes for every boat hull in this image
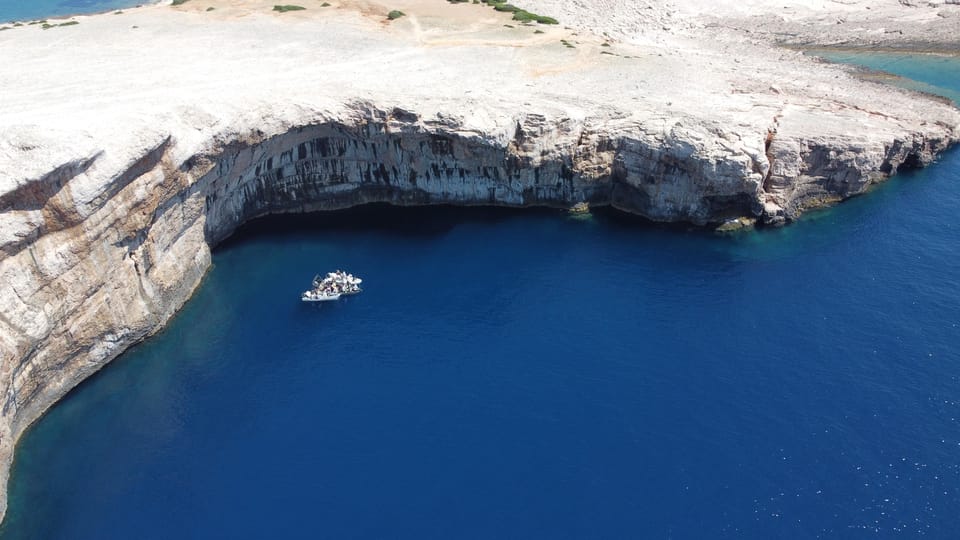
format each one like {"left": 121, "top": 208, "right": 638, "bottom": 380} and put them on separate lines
{"left": 301, "top": 293, "right": 341, "bottom": 302}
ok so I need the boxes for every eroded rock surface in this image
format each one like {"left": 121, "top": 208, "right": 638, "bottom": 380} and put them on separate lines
{"left": 0, "top": 0, "right": 958, "bottom": 521}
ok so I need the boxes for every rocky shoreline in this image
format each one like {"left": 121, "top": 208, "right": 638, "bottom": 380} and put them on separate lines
{"left": 0, "top": 0, "right": 958, "bottom": 522}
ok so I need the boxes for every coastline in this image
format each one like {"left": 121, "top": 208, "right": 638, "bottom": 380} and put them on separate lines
{"left": 0, "top": 0, "right": 959, "bottom": 525}
{"left": 0, "top": 0, "right": 165, "bottom": 25}
{"left": 801, "top": 48, "right": 960, "bottom": 107}
{"left": 792, "top": 44, "right": 960, "bottom": 57}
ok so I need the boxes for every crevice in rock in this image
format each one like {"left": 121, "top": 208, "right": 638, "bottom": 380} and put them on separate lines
{"left": 0, "top": 154, "right": 100, "bottom": 213}
{"left": 900, "top": 151, "right": 924, "bottom": 170}
{"left": 761, "top": 128, "right": 777, "bottom": 193}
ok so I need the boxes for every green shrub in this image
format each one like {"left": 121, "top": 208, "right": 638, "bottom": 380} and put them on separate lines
{"left": 171, "top": 0, "right": 190, "bottom": 5}
{"left": 478, "top": 0, "right": 557, "bottom": 24}
{"left": 41, "top": 20, "right": 79, "bottom": 29}
{"left": 387, "top": 9, "right": 405, "bottom": 19}
{"left": 512, "top": 10, "right": 557, "bottom": 24}
{"left": 447, "top": 0, "right": 559, "bottom": 24}
{"left": 321, "top": 1, "right": 331, "bottom": 5}
{"left": 273, "top": 4, "right": 306, "bottom": 12}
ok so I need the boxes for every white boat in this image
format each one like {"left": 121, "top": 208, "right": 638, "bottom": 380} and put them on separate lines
{"left": 301, "top": 290, "right": 341, "bottom": 302}
{"left": 302, "top": 270, "right": 362, "bottom": 302}
{"left": 325, "top": 272, "right": 362, "bottom": 285}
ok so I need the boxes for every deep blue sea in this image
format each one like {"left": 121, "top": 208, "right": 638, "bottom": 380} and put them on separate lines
{"left": 0, "top": 0, "right": 145, "bottom": 23}
{"left": 1, "top": 54, "right": 959, "bottom": 539}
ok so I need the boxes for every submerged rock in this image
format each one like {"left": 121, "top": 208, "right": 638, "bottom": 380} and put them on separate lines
{"left": 715, "top": 216, "right": 757, "bottom": 233}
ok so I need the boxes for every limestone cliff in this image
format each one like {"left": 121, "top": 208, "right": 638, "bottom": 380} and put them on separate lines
{"left": 0, "top": 0, "right": 958, "bottom": 523}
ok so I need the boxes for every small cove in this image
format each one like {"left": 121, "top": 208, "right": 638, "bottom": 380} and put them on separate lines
{"left": 1, "top": 52, "right": 958, "bottom": 539}
{"left": 807, "top": 49, "right": 960, "bottom": 105}
{"left": 0, "top": 0, "right": 147, "bottom": 24}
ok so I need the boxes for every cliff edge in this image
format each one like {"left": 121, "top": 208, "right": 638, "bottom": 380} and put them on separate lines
{"left": 0, "top": 0, "right": 958, "bottom": 522}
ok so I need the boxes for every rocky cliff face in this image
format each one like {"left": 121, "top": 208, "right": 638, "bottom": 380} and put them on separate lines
{"left": 199, "top": 110, "right": 769, "bottom": 237}
{"left": 199, "top": 107, "right": 956, "bottom": 239}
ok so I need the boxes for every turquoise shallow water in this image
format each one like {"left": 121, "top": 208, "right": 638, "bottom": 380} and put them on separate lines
{"left": 809, "top": 50, "right": 960, "bottom": 105}
{"left": 1, "top": 54, "right": 959, "bottom": 538}
{"left": 0, "top": 0, "right": 145, "bottom": 23}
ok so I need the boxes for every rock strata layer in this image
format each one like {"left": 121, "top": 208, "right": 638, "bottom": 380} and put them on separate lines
{"left": 0, "top": 0, "right": 958, "bottom": 522}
